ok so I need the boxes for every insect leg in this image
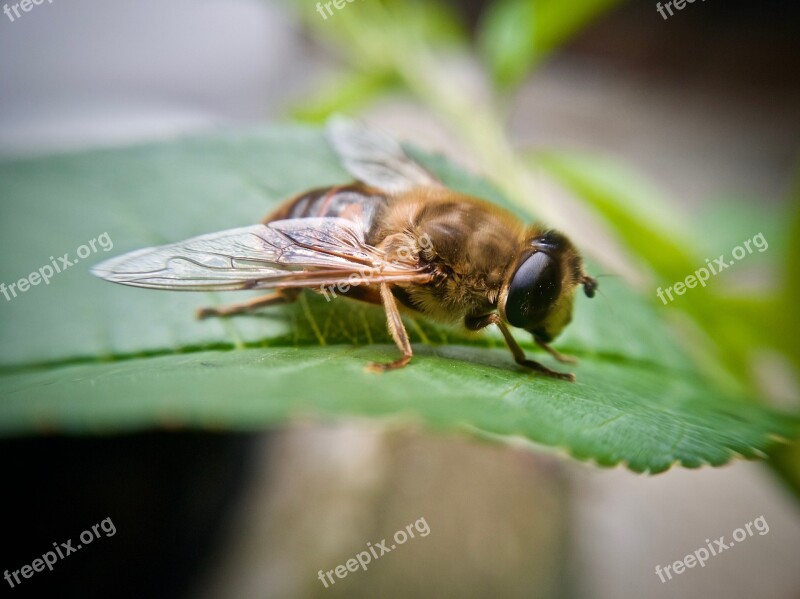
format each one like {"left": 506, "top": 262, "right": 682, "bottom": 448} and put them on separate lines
{"left": 465, "top": 314, "right": 575, "bottom": 382}
{"left": 366, "top": 283, "right": 413, "bottom": 372}
{"left": 196, "top": 289, "right": 300, "bottom": 320}
{"left": 535, "top": 338, "right": 577, "bottom": 365}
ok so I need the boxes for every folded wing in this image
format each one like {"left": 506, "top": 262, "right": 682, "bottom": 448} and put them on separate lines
{"left": 91, "top": 217, "right": 430, "bottom": 291}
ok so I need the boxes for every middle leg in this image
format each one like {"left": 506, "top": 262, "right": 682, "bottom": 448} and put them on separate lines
{"left": 366, "top": 283, "right": 414, "bottom": 372}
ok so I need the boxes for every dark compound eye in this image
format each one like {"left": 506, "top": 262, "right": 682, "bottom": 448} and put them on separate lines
{"left": 505, "top": 251, "right": 561, "bottom": 329}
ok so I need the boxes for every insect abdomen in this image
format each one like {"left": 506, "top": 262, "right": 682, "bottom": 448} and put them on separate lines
{"left": 263, "top": 183, "right": 388, "bottom": 227}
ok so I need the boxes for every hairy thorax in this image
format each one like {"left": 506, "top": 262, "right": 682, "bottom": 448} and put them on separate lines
{"left": 370, "top": 188, "right": 527, "bottom": 323}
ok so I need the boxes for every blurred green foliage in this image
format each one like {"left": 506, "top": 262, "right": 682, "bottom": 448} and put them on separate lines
{"left": 479, "top": 0, "right": 623, "bottom": 88}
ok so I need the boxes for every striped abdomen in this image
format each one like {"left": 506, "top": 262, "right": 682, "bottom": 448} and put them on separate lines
{"left": 263, "top": 183, "right": 388, "bottom": 233}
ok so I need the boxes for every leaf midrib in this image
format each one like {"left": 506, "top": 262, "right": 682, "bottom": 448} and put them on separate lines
{"left": 0, "top": 335, "right": 706, "bottom": 381}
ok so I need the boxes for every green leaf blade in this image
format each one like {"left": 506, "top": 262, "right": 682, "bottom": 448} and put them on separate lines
{"left": 0, "top": 125, "right": 796, "bottom": 473}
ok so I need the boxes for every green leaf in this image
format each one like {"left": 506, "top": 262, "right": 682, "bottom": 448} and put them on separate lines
{"left": 479, "top": 0, "right": 625, "bottom": 89}
{"left": 0, "top": 125, "right": 796, "bottom": 473}
{"left": 2, "top": 345, "right": 796, "bottom": 474}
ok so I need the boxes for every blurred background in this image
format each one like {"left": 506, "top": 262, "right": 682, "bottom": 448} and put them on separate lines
{"left": 1, "top": 1, "right": 799, "bottom": 597}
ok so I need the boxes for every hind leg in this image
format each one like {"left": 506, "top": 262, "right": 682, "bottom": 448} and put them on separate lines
{"left": 196, "top": 289, "right": 300, "bottom": 320}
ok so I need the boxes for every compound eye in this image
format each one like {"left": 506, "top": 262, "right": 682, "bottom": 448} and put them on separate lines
{"left": 505, "top": 252, "right": 561, "bottom": 329}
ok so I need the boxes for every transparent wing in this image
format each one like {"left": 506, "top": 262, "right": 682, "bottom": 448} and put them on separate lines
{"left": 327, "top": 116, "right": 442, "bottom": 193}
{"left": 91, "top": 217, "right": 430, "bottom": 291}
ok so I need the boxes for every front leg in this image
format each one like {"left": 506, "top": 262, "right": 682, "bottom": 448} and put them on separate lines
{"left": 465, "top": 314, "right": 575, "bottom": 382}
{"left": 535, "top": 338, "right": 577, "bottom": 365}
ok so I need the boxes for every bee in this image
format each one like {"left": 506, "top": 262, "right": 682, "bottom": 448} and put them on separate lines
{"left": 92, "top": 119, "right": 597, "bottom": 381}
